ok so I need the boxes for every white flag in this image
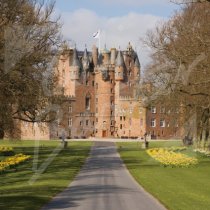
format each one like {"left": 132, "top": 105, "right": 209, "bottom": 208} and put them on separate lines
{"left": 93, "top": 30, "right": 100, "bottom": 39}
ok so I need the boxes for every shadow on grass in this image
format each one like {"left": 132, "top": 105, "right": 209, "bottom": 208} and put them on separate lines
{"left": 0, "top": 143, "right": 92, "bottom": 210}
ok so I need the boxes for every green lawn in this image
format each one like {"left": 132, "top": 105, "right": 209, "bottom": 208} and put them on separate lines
{"left": 0, "top": 140, "right": 92, "bottom": 210}
{"left": 117, "top": 141, "right": 210, "bottom": 210}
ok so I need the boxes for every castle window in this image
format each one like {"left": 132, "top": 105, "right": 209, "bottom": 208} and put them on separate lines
{"left": 160, "top": 119, "right": 165, "bottom": 127}
{"left": 80, "top": 121, "right": 83, "bottom": 126}
{"left": 96, "top": 118, "right": 98, "bottom": 123}
{"left": 68, "top": 106, "right": 72, "bottom": 113}
{"left": 85, "top": 96, "right": 91, "bottom": 110}
{"left": 68, "top": 118, "right": 72, "bottom": 127}
{"left": 124, "top": 116, "right": 126, "bottom": 121}
{"left": 120, "top": 116, "right": 122, "bottom": 121}
{"left": 86, "top": 80, "right": 89, "bottom": 86}
{"left": 151, "top": 118, "right": 156, "bottom": 127}
{"left": 151, "top": 106, "right": 156, "bottom": 114}
{"left": 92, "top": 121, "right": 95, "bottom": 126}
{"left": 92, "top": 81, "right": 95, "bottom": 86}
{"left": 120, "top": 124, "right": 123, "bottom": 129}
{"left": 86, "top": 120, "right": 89, "bottom": 126}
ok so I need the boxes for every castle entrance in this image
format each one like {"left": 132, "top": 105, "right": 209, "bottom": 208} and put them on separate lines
{"left": 102, "top": 130, "right": 107, "bottom": 138}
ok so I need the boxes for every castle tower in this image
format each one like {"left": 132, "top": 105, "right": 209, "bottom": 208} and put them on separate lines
{"left": 94, "top": 47, "right": 115, "bottom": 137}
{"left": 102, "top": 45, "right": 110, "bottom": 65}
{"left": 69, "top": 48, "right": 81, "bottom": 96}
{"left": 110, "top": 48, "right": 117, "bottom": 65}
{"left": 92, "top": 45, "right": 98, "bottom": 67}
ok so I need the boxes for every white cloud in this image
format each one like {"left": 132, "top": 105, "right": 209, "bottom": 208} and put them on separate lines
{"left": 60, "top": 9, "right": 164, "bottom": 68}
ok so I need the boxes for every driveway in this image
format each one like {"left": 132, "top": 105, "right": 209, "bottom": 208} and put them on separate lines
{"left": 42, "top": 141, "right": 166, "bottom": 210}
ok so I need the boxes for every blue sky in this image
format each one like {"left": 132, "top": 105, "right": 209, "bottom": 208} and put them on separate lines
{"left": 54, "top": 0, "right": 180, "bottom": 67}
{"left": 55, "top": 0, "right": 179, "bottom": 18}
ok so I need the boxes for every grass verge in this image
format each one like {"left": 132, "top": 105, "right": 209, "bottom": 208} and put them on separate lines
{"left": 117, "top": 141, "right": 210, "bottom": 210}
{"left": 0, "top": 140, "right": 92, "bottom": 210}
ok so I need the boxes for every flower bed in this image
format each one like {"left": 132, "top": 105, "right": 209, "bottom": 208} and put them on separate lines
{"left": 194, "top": 149, "right": 210, "bottom": 157}
{"left": 147, "top": 148, "right": 198, "bottom": 167}
{"left": 166, "top": 146, "right": 187, "bottom": 152}
{"left": 0, "top": 154, "right": 31, "bottom": 173}
{"left": 0, "top": 146, "right": 14, "bottom": 156}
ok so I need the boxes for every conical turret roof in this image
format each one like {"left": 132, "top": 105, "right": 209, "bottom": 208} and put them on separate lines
{"left": 115, "top": 50, "right": 125, "bottom": 67}
{"left": 83, "top": 48, "right": 89, "bottom": 60}
{"left": 71, "top": 48, "right": 81, "bottom": 67}
{"left": 134, "top": 55, "right": 140, "bottom": 68}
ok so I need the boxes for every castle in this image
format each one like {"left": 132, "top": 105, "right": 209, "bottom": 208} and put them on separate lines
{"left": 51, "top": 43, "right": 146, "bottom": 139}
{"left": 16, "top": 43, "right": 182, "bottom": 140}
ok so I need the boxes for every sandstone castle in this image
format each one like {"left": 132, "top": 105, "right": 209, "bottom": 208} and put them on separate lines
{"left": 17, "top": 43, "right": 182, "bottom": 140}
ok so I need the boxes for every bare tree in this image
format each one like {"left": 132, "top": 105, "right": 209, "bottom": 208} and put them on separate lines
{"left": 142, "top": 2, "right": 210, "bottom": 148}
{"left": 0, "top": 0, "right": 63, "bottom": 138}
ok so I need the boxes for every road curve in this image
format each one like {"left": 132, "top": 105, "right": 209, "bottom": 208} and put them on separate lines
{"left": 42, "top": 141, "right": 166, "bottom": 210}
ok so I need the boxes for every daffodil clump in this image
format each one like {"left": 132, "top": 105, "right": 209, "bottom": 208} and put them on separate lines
{"left": 0, "top": 154, "right": 31, "bottom": 173}
{"left": 147, "top": 148, "right": 198, "bottom": 167}
{"left": 166, "top": 147, "right": 187, "bottom": 152}
{"left": 194, "top": 149, "right": 210, "bottom": 157}
{"left": 0, "top": 146, "right": 13, "bottom": 152}
{"left": 0, "top": 146, "right": 14, "bottom": 156}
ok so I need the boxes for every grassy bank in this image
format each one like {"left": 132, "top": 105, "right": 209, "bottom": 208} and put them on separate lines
{"left": 0, "top": 140, "right": 92, "bottom": 210}
{"left": 117, "top": 141, "right": 210, "bottom": 210}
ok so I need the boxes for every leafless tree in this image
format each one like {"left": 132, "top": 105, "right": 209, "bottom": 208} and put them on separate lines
{"left": 142, "top": 2, "right": 210, "bottom": 148}
{"left": 0, "top": 0, "right": 63, "bottom": 138}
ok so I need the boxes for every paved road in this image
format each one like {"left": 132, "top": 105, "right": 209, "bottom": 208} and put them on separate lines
{"left": 42, "top": 142, "right": 166, "bottom": 210}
